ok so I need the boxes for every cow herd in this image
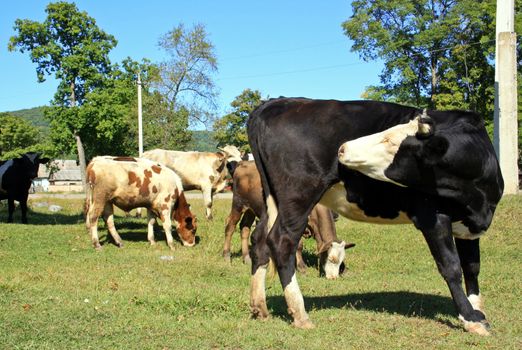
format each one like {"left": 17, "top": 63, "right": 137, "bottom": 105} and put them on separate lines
{"left": 0, "top": 98, "right": 504, "bottom": 336}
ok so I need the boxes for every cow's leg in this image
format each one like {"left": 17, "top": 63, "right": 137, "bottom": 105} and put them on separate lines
{"left": 418, "top": 213, "right": 490, "bottom": 335}
{"left": 268, "top": 213, "right": 314, "bottom": 329}
{"left": 202, "top": 186, "right": 213, "bottom": 220}
{"left": 250, "top": 215, "right": 271, "bottom": 320}
{"left": 102, "top": 203, "right": 123, "bottom": 247}
{"left": 455, "top": 238, "right": 484, "bottom": 313}
{"left": 239, "top": 210, "right": 255, "bottom": 264}
{"left": 223, "top": 206, "right": 243, "bottom": 262}
{"left": 159, "top": 208, "right": 175, "bottom": 250}
{"left": 146, "top": 210, "right": 157, "bottom": 246}
{"left": 86, "top": 201, "right": 104, "bottom": 250}
{"left": 295, "top": 237, "right": 307, "bottom": 273}
{"left": 7, "top": 197, "right": 15, "bottom": 223}
{"left": 19, "top": 194, "right": 29, "bottom": 224}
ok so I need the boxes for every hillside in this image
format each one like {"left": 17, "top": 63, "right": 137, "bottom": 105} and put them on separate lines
{"left": 2, "top": 106, "right": 217, "bottom": 152}
{"left": 6, "top": 106, "right": 49, "bottom": 128}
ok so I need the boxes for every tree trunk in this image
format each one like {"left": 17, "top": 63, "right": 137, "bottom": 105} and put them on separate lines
{"left": 75, "top": 133, "right": 87, "bottom": 191}
{"left": 69, "top": 80, "right": 86, "bottom": 191}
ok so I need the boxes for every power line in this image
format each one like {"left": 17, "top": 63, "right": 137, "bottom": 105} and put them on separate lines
{"left": 220, "top": 40, "right": 347, "bottom": 61}
{"left": 218, "top": 39, "right": 497, "bottom": 81}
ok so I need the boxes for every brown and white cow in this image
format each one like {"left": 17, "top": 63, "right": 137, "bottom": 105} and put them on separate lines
{"left": 223, "top": 161, "right": 354, "bottom": 278}
{"left": 85, "top": 156, "right": 197, "bottom": 250}
{"left": 142, "top": 145, "right": 242, "bottom": 220}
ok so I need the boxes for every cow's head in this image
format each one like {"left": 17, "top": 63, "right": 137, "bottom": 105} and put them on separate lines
{"left": 15, "top": 152, "right": 50, "bottom": 180}
{"left": 218, "top": 145, "right": 243, "bottom": 163}
{"left": 318, "top": 240, "right": 356, "bottom": 279}
{"left": 338, "top": 111, "right": 448, "bottom": 188}
{"left": 172, "top": 191, "right": 198, "bottom": 247}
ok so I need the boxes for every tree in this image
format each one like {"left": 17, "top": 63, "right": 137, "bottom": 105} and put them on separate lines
{"left": 343, "top": 0, "right": 496, "bottom": 118}
{"left": 213, "top": 89, "right": 263, "bottom": 153}
{"left": 0, "top": 114, "right": 49, "bottom": 159}
{"left": 154, "top": 23, "right": 219, "bottom": 132}
{"left": 8, "top": 1, "right": 117, "bottom": 187}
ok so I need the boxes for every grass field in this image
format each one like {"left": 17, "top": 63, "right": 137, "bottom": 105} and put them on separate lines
{"left": 0, "top": 194, "right": 521, "bottom": 349}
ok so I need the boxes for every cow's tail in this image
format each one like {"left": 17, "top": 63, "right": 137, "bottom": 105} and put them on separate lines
{"left": 247, "top": 101, "right": 278, "bottom": 277}
{"left": 84, "top": 165, "right": 95, "bottom": 230}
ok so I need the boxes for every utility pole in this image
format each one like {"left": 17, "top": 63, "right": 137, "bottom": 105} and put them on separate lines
{"left": 137, "top": 73, "right": 143, "bottom": 157}
{"left": 493, "top": 0, "right": 518, "bottom": 194}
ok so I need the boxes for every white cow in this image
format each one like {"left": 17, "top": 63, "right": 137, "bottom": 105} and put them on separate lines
{"left": 142, "top": 146, "right": 242, "bottom": 219}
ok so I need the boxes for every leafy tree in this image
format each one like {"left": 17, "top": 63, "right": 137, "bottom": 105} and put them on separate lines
{"left": 213, "top": 89, "right": 263, "bottom": 153}
{"left": 154, "top": 23, "right": 219, "bottom": 132}
{"left": 0, "top": 114, "right": 49, "bottom": 159}
{"left": 343, "top": 0, "right": 495, "bottom": 119}
{"left": 8, "top": 1, "right": 117, "bottom": 187}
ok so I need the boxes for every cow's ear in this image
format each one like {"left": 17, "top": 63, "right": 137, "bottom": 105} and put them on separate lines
{"left": 420, "top": 135, "right": 449, "bottom": 164}
{"left": 39, "top": 158, "right": 50, "bottom": 164}
{"left": 415, "top": 113, "right": 434, "bottom": 139}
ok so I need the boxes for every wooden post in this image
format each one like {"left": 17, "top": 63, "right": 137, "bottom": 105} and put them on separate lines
{"left": 495, "top": 32, "right": 519, "bottom": 194}
{"left": 137, "top": 73, "right": 143, "bottom": 157}
{"left": 493, "top": 0, "right": 518, "bottom": 194}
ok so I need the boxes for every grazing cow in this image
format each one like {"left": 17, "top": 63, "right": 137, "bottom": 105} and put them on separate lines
{"left": 247, "top": 98, "right": 503, "bottom": 335}
{"left": 85, "top": 156, "right": 197, "bottom": 250}
{"left": 142, "top": 145, "right": 242, "bottom": 220}
{"left": 0, "top": 152, "right": 49, "bottom": 223}
{"left": 223, "top": 160, "right": 354, "bottom": 278}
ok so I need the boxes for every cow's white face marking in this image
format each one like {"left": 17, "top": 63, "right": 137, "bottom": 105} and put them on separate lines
{"left": 324, "top": 241, "right": 346, "bottom": 279}
{"left": 319, "top": 183, "right": 411, "bottom": 224}
{"left": 266, "top": 195, "right": 278, "bottom": 231}
{"left": 338, "top": 116, "right": 429, "bottom": 186}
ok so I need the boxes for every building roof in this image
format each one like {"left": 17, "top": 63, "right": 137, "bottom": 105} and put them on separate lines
{"left": 38, "top": 159, "right": 82, "bottom": 181}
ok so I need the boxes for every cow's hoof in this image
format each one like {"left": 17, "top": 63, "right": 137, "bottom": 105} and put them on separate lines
{"left": 459, "top": 315, "right": 491, "bottom": 336}
{"left": 292, "top": 318, "right": 315, "bottom": 329}
{"left": 223, "top": 253, "right": 231, "bottom": 263}
{"left": 149, "top": 240, "right": 156, "bottom": 246}
{"left": 116, "top": 242, "right": 124, "bottom": 248}
{"left": 251, "top": 305, "right": 270, "bottom": 320}
{"left": 243, "top": 255, "right": 252, "bottom": 265}
{"left": 94, "top": 243, "right": 102, "bottom": 250}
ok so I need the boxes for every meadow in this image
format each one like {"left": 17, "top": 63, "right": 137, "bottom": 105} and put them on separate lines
{"left": 0, "top": 194, "right": 521, "bottom": 349}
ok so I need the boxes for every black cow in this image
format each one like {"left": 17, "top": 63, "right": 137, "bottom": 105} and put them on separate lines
{"left": 247, "top": 98, "right": 503, "bottom": 335}
{"left": 0, "top": 152, "right": 50, "bottom": 223}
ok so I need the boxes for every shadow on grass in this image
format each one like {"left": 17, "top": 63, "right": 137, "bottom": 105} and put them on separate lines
{"left": 0, "top": 207, "right": 83, "bottom": 225}
{"left": 98, "top": 219, "right": 201, "bottom": 247}
{"left": 267, "top": 291, "right": 456, "bottom": 324}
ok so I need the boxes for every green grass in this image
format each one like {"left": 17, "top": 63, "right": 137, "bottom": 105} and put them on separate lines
{"left": 0, "top": 195, "right": 521, "bottom": 349}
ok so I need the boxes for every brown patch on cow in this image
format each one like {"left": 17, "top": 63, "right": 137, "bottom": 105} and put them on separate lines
{"left": 86, "top": 165, "right": 96, "bottom": 184}
{"left": 151, "top": 165, "right": 162, "bottom": 174}
{"left": 113, "top": 156, "right": 137, "bottom": 162}
{"left": 128, "top": 196, "right": 136, "bottom": 204}
{"left": 152, "top": 185, "right": 158, "bottom": 193}
{"left": 172, "top": 189, "right": 197, "bottom": 245}
{"left": 139, "top": 169, "right": 152, "bottom": 196}
{"left": 165, "top": 194, "right": 171, "bottom": 203}
{"left": 128, "top": 171, "right": 141, "bottom": 188}
{"left": 209, "top": 175, "right": 215, "bottom": 183}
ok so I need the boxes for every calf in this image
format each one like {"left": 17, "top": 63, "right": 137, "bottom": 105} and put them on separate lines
{"left": 223, "top": 161, "right": 354, "bottom": 279}
{"left": 0, "top": 152, "right": 49, "bottom": 223}
{"left": 85, "top": 156, "right": 197, "bottom": 250}
{"left": 247, "top": 98, "right": 503, "bottom": 334}
{"left": 142, "top": 145, "right": 242, "bottom": 220}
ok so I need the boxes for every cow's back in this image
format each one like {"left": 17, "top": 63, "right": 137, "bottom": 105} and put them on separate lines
{"left": 143, "top": 150, "right": 226, "bottom": 191}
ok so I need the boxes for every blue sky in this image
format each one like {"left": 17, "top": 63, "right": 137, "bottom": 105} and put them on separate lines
{"left": 1, "top": 0, "right": 383, "bottom": 116}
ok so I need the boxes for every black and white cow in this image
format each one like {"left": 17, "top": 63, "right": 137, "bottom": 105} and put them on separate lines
{"left": 247, "top": 98, "right": 503, "bottom": 335}
{"left": 0, "top": 152, "right": 50, "bottom": 223}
